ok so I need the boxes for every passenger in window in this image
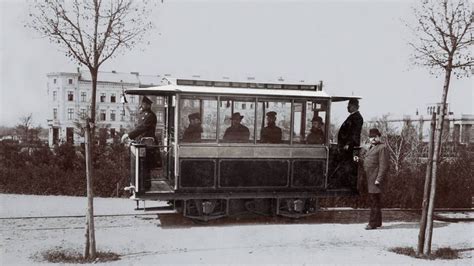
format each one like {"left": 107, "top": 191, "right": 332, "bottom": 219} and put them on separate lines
{"left": 261, "top": 111, "right": 282, "bottom": 143}
{"left": 307, "top": 116, "right": 325, "bottom": 144}
{"left": 182, "top": 112, "right": 202, "bottom": 142}
{"left": 223, "top": 112, "right": 250, "bottom": 142}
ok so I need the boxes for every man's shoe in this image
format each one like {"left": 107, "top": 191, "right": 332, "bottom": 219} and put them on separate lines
{"left": 365, "top": 225, "right": 377, "bottom": 230}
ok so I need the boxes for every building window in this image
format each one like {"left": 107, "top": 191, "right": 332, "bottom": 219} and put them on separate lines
{"left": 100, "top": 93, "right": 106, "bottom": 103}
{"left": 81, "top": 92, "right": 87, "bottom": 102}
{"left": 53, "top": 91, "right": 57, "bottom": 101}
{"left": 67, "top": 108, "right": 74, "bottom": 120}
{"left": 110, "top": 110, "right": 116, "bottom": 121}
{"left": 80, "top": 109, "right": 87, "bottom": 119}
{"left": 68, "top": 79, "right": 73, "bottom": 84}
{"left": 53, "top": 108, "right": 58, "bottom": 120}
{"left": 130, "top": 111, "right": 135, "bottom": 122}
{"left": 68, "top": 91, "right": 74, "bottom": 101}
{"left": 157, "top": 111, "right": 164, "bottom": 123}
{"left": 130, "top": 96, "right": 135, "bottom": 103}
{"left": 156, "top": 97, "right": 164, "bottom": 105}
{"left": 53, "top": 79, "right": 57, "bottom": 84}
{"left": 100, "top": 110, "right": 106, "bottom": 121}
{"left": 110, "top": 93, "right": 116, "bottom": 103}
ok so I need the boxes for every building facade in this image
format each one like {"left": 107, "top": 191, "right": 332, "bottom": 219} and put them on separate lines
{"left": 46, "top": 70, "right": 165, "bottom": 146}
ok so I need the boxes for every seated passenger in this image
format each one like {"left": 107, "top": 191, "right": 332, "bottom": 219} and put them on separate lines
{"left": 182, "top": 112, "right": 203, "bottom": 142}
{"left": 260, "top": 111, "right": 282, "bottom": 143}
{"left": 306, "top": 116, "right": 325, "bottom": 144}
{"left": 223, "top": 112, "right": 250, "bottom": 142}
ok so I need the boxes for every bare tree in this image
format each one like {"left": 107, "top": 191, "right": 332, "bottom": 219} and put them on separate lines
{"left": 369, "top": 115, "right": 423, "bottom": 174}
{"left": 27, "top": 0, "right": 154, "bottom": 259}
{"left": 16, "top": 113, "right": 33, "bottom": 144}
{"left": 407, "top": 0, "right": 472, "bottom": 256}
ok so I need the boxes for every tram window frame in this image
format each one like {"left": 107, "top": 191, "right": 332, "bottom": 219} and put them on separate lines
{"left": 178, "top": 96, "right": 218, "bottom": 143}
{"left": 255, "top": 98, "right": 291, "bottom": 144}
{"left": 292, "top": 99, "right": 329, "bottom": 145}
{"left": 218, "top": 96, "right": 256, "bottom": 143}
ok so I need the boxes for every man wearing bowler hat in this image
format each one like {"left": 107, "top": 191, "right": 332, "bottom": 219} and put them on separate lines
{"left": 182, "top": 112, "right": 203, "bottom": 142}
{"left": 122, "top": 96, "right": 157, "bottom": 143}
{"left": 223, "top": 112, "right": 250, "bottom": 142}
{"left": 261, "top": 111, "right": 282, "bottom": 143}
{"left": 355, "top": 128, "right": 389, "bottom": 230}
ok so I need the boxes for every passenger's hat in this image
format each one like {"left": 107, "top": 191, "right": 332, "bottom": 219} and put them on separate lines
{"left": 348, "top": 98, "right": 359, "bottom": 106}
{"left": 369, "top": 128, "right": 381, "bottom": 137}
{"left": 312, "top": 116, "right": 323, "bottom": 123}
{"left": 266, "top": 111, "right": 277, "bottom": 117}
{"left": 231, "top": 112, "right": 244, "bottom": 120}
{"left": 188, "top": 112, "right": 200, "bottom": 120}
{"left": 141, "top": 96, "right": 153, "bottom": 105}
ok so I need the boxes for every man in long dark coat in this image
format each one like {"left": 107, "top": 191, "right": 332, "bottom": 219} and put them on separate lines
{"left": 338, "top": 98, "right": 363, "bottom": 151}
{"left": 223, "top": 112, "right": 250, "bottom": 142}
{"left": 336, "top": 98, "right": 364, "bottom": 188}
{"left": 358, "top": 128, "right": 389, "bottom": 229}
{"left": 261, "top": 111, "right": 282, "bottom": 143}
{"left": 182, "top": 112, "right": 203, "bottom": 142}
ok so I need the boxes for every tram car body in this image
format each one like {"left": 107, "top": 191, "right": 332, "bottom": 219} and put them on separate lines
{"left": 125, "top": 79, "right": 360, "bottom": 220}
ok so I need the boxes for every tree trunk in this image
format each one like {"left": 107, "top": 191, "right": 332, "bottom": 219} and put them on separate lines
{"left": 84, "top": 120, "right": 96, "bottom": 259}
{"left": 417, "top": 113, "right": 436, "bottom": 256}
{"left": 423, "top": 63, "right": 452, "bottom": 255}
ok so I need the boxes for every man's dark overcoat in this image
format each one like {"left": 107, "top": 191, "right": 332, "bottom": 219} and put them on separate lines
{"left": 129, "top": 110, "right": 157, "bottom": 141}
{"left": 223, "top": 124, "right": 250, "bottom": 142}
{"left": 261, "top": 125, "right": 282, "bottom": 143}
{"left": 182, "top": 125, "right": 203, "bottom": 142}
{"left": 337, "top": 111, "right": 364, "bottom": 150}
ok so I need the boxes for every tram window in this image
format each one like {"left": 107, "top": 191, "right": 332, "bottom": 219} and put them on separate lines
{"left": 292, "top": 100, "right": 327, "bottom": 144}
{"left": 219, "top": 97, "right": 255, "bottom": 143}
{"left": 256, "top": 100, "right": 291, "bottom": 144}
{"left": 179, "top": 97, "right": 217, "bottom": 142}
{"left": 304, "top": 101, "right": 327, "bottom": 145}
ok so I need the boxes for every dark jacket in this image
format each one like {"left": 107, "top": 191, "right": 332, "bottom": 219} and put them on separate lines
{"left": 361, "top": 143, "right": 390, "bottom": 194}
{"left": 337, "top": 111, "right": 363, "bottom": 150}
{"left": 129, "top": 109, "right": 157, "bottom": 141}
{"left": 182, "top": 125, "right": 203, "bottom": 142}
{"left": 261, "top": 124, "right": 282, "bottom": 143}
{"left": 223, "top": 124, "right": 250, "bottom": 142}
{"left": 307, "top": 128, "right": 325, "bottom": 144}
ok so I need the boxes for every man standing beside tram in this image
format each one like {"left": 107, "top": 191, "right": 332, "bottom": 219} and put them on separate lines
{"left": 336, "top": 98, "right": 364, "bottom": 188}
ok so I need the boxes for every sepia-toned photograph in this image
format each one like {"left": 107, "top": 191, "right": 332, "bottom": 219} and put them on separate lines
{"left": 0, "top": 0, "right": 472, "bottom": 265}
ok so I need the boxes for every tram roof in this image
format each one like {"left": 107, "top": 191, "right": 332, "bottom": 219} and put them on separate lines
{"left": 125, "top": 79, "right": 361, "bottom": 100}
{"left": 126, "top": 84, "right": 332, "bottom": 98}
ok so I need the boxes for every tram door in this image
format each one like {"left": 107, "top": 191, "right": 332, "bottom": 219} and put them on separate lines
{"left": 164, "top": 95, "right": 176, "bottom": 187}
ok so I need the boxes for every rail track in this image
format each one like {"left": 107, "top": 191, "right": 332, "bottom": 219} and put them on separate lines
{"left": 1, "top": 208, "right": 472, "bottom": 224}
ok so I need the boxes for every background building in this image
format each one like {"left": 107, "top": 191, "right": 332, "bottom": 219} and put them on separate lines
{"left": 46, "top": 69, "right": 165, "bottom": 146}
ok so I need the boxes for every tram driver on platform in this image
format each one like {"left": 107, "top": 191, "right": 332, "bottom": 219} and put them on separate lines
{"left": 223, "top": 112, "right": 250, "bottom": 142}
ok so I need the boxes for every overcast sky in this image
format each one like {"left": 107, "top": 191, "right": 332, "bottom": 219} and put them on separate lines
{"left": 0, "top": 0, "right": 472, "bottom": 127}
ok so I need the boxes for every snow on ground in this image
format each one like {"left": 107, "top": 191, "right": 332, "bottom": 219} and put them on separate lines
{"left": 0, "top": 194, "right": 473, "bottom": 265}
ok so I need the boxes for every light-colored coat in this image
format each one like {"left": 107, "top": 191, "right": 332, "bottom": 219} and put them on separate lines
{"left": 362, "top": 143, "right": 390, "bottom": 194}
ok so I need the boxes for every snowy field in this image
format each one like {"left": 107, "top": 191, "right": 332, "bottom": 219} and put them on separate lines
{"left": 0, "top": 194, "right": 473, "bottom": 265}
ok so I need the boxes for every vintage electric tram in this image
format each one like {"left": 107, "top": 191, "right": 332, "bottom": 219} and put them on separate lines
{"left": 124, "top": 78, "right": 361, "bottom": 220}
